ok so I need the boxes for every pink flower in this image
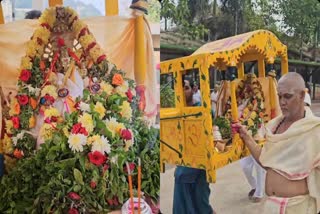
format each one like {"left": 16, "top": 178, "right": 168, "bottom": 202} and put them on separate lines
{"left": 68, "top": 208, "right": 79, "bottom": 214}
{"left": 19, "top": 69, "right": 31, "bottom": 82}
{"left": 126, "top": 89, "right": 133, "bottom": 102}
{"left": 57, "top": 37, "right": 65, "bottom": 47}
{"left": 120, "top": 129, "right": 132, "bottom": 140}
{"left": 12, "top": 116, "right": 20, "bottom": 129}
{"left": 68, "top": 192, "right": 81, "bottom": 200}
{"left": 17, "top": 95, "right": 29, "bottom": 106}
{"left": 71, "top": 123, "right": 88, "bottom": 136}
{"left": 90, "top": 180, "right": 97, "bottom": 189}
{"left": 124, "top": 163, "right": 135, "bottom": 174}
{"left": 88, "top": 151, "right": 107, "bottom": 166}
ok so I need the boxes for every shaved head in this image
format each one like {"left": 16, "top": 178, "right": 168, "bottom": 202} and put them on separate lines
{"left": 277, "top": 72, "right": 306, "bottom": 120}
{"left": 278, "top": 72, "right": 305, "bottom": 94}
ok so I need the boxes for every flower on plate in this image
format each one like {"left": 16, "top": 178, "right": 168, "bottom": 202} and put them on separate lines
{"left": 91, "top": 136, "right": 111, "bottom": 154}
{"left": 94, "top": 102, "right": 106, "bottom": 119}
{"left": 115, "top": 81, "right": 129, "bottom": 96}
{"left": 78, "top": 113, "right": 94, "bottom": 133}
{"left": 68, "top": 134, "right": 87, "bottom": 153}
{"left": 88, "top": 151, "right": 107, "bottom": 166}
{"left": 71, "top": 123, "right": 88, "bottom": 136}
{"left": 5, "top": 119, "right": 13, "bottom": 134}
{"left": 39, "top": 123, "right": 55, "bottom": 141}
{"left": 44, "top": 107, "right": 60, "bottom": 118}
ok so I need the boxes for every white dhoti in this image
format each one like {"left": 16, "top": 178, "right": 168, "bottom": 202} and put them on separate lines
{"left": 263, "top": 195, "right": 316, "bottom": 214}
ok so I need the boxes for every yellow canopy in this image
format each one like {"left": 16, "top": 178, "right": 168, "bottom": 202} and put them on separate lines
{"left": 192, "top": 29, "right": 287, "bottom": 67}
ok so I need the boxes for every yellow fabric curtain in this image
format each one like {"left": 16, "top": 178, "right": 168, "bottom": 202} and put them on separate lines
{"left": 105, "top": 0, "right": 119, "bottom": 16}
{"left": 0, "top": 3, "right": 4, "bottom": 24}
{"left": 48, "top": 0, "right": 63, "bottom": 7}
{"left": 0, "top": 15, "right": 157, "bottom": 129}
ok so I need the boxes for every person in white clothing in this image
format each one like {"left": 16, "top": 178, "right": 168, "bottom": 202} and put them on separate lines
{"left": 240, "top": 156, "right": 266, "bottom": 202}
{"left": 210, "top": 85, "right": 219, "bottom": 117}
{"left": 192, "top": 83, "right": 202, "bottom": 106}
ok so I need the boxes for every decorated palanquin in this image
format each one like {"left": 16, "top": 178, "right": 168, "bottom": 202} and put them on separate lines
{"left": 160, "top": 30, "right": 287, "bottom": 183}
{"left": 0, "top": 5, "right": 159, "bottom": 214}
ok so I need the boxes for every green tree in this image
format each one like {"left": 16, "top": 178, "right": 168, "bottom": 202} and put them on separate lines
{"left": 147, "top": 0, "right": 161, "bottom": 23}
{"left": 276, "top": 0, "right": 320, "bottom": 59}
{"left": 160, "top": 0, "right": 176, "bottom": 30}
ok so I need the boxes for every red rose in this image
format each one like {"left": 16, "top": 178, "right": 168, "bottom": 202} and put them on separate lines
{"left": 17, "top": 95, "right": 29, "bottom": 106}
{"left": 124, "top": 163, "right": 135, "bottom": 174}
{"left": 126, "top": 89, "right": 133, "bottom": 102}
{"left": 57, "top": 37, "right": 65, "bottom": 47}
{"left": 68, "top": 208, "right": 79, "bottom": 214}
{"left": 88, "top": 151, "right": 107, "bottom": 166}
{"left": 19, "top": 69, "right": 31, "bottom": 82}
{"left": 90, "top": 180, "right": 97, "bottom": 189}
{"left": 120, "top": 129, "right": 132, "bottom": 140}
{"left": 12, "top": 116, "right": 20, "bottom": 129}
{"left": 71, "top": 123, "right": 88, "bottom": 136}
{"left": 97, "top": 54, "right": 106, "bottom": 64}
{"left": 68, "top": 192, "right": 81, "bottom": 200}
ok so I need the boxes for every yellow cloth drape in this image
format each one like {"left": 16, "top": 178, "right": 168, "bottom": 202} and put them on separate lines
{"left": 0, "top": 3, "right": 4, "bottom": 24}
{"left": 49, "top": 0, "right": 63, "bottom": 7}
{"left": 105, "top": 0, "right": 119, "bottom": 16}
{"left": 0, "top": 15, "right": 157, "bottom": 129}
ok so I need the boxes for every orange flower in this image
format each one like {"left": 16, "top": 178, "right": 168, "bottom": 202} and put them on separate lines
{"left": 259, "top": 112, "right": 264, "bottom": 118}
{"left": 29, "top": 115, "right": 36, "bottom": 128}
{"left": 14, "top": 102, "right": 21, "bottom": 115}
{"left": 29, "top": 97, "right": 37, "bottom": 109}
{"left": 13, "top": 149, "right": 24, "bottom": 159}
{"left": 40, "top": 61, "right": 46, "bottom": 71}
{"left": 112, "top": 74, "right": 124, "bottom": 86}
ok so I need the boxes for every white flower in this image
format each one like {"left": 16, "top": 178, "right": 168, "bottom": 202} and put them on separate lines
{"left": 68, "top": 134, "right": 87, "bottom": 153}
{"left": 79, "top": 102, "right": 90, "bottom": 112}
{"left": 12, "top": 131, "right": 25, "bottom": 146}
{"left": 91, "top": 136, "right": 111, "bottom": 154}
{"left": 110, "top": 155, "right": 118, "bottom": 164}
{"left": 115, "top": 81, "right": 129, "bottom": 96}
{"left": 26, "top": 85, "right": 41, "bottom": 96}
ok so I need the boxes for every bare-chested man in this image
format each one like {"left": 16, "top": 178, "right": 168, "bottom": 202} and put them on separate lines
{"left": 234, "top": 72, "right": 320, "bottom": 213}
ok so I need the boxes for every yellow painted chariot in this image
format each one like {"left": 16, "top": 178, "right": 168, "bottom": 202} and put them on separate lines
{"left": 160, "top": 30, "right": 288, "bottom": 182}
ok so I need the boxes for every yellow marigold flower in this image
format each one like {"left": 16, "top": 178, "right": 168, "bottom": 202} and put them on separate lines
{"left": 5, "top": 119, "right": 13, "bottom": 134}
{"left": 29, "top": 115, "right": 36, "bottom": 128}
{"left": 39, "top": 123, "right": 54, "bottom": 141}
{"left": 39, "top": 8, "right": 56, "bottom": 28}
{"left": 87, "top": 135, "right": 100, "bottom": 145}
{"left": 72, "top": 20, "right": 87, "bottom": 37}
{"left": 250, "top": 111, "right": 257, "bottom": 120}
{"left": 120, "top": 101, "right": 132, "bottom": 119}
{"left": 78, "top": 113, "right": 94, "bottom": 133}
{"left": 20, "top": 56, "right": 32, "bottom": 70}
{"left": 44, "top": 107, "right": 60, "bottom": 118}
{"left": 105, "top": 117, "right": 125, "bottom": 137}
{"left": 100, "top": 81, "right": 113, "bottom": 96}
{"left": 63, "top": 127, "right": 69, "bottom": 137}
{"left": 41, "top": 85, "right": 58, "bottom": 99}
{"left": 79, "top": 34, "right": 96, "bottom": 50}
{"left": 89, "top": 46, "right": 103, "bottom": 63}
{"left": 3, "top": 134, "right": 13, "bottom": 154}
{"left": 9, "top": 98, "right": 20, "bottom": 116}
{"left": 26, "top": 40, "right": 38, "bottom": 58}
{"left": 33, "top": 27, "right": 51, "bottom": 44}
{"left": 94, "top": 102, "right": 106, "bottom": 119}
{"left": 247, "top": 118, "right": 254, "bottom": 127}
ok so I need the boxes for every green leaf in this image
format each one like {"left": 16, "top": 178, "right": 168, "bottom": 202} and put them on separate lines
{"left": 73, "top": 169, "right": 84, "bottom": 185}
{"left": 203, "top": 101, "right": 207, "bottom": 108}
{"left": 73, "top": 185, "right": 81, "bottom": 192}
{"left": 201, "top": 74, "right": 206, "bottom": 81}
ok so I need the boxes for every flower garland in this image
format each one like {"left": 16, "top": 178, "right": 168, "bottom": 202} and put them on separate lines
{"left": 0, "top": 6, "right": 159, "bottom": 213}
{"left": 222, "top": 74, "right": 269, "bottom": 139}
